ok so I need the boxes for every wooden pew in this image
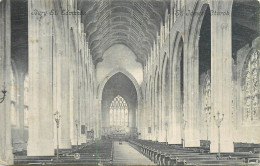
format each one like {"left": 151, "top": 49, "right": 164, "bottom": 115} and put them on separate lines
{"left": 234, "top": 142, "right": 260, "bottom": 153}
{"left": 14, "top": 140, "right": 113, "bottom": 165}
{"left": 129, "top": 139, "right": 260, "bottom": 165}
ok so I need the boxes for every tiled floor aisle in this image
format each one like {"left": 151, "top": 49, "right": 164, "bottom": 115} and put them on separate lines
{"left": 113, "top": 141, "right": 155, "bottom": 165}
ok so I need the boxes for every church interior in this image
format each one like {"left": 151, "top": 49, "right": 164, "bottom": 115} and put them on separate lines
{"left": 0, "top": 0, "right": 260, "bottom": 165}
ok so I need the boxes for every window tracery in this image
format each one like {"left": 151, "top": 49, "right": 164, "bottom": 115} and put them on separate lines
{"left": 110, "top": 95, "right": 128, "bottom": 126}
{"left": 243, "top": 50, "right": 259, "bottom": 122}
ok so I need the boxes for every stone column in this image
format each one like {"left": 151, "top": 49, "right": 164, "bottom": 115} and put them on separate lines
{"left": 145, "top": 95, "right": 150, "bottom": 140}
{"left": 161, "top": 67, "right": 167, "bottom": 142}
{"left": 27, "top": 0, "right": 54, "bottom": 156}
{"left": 148, "top": 84, "right": 152, "bottom": 140}
{"left": 184, "top": 33, "right": 200, "bottom": 147}
{"left": 141, "top": 100, "right": 146, "bottom": 139}
{"left": 158, "top": 75, "right": 163, "bottom": 142}
{"left": 0, "top": 0, "right": 13, "bottom": 163}
{"left": 69, "top": 26, "right": 78, "bottom": 146}
{"left": 154, "top": 75, "right": 159, "bottom": 141}
{"left": 79, "top": 54, "right": 84, "bottom": 144}
{"left": 92, "top": 87, "right": 97, "bottom": 139}
{"left": 96, "top": 98, "right": 102, "bottom": 139}
{"left": 151, "top": 80, "right": 156, "bottom": 141}
{"left": 169, "top": 46, "right": 182, "bottom": 144}
{"left": 210, "top": 1, "right": 233, "bottom": 152}
{"left": 146, "top": 86, "right": 149, "bottom": 140}
{"left": 58, "top": 11, "right": 71, "bottom": 149}
{"left": 79, "top": 49, "right": 86, "bottom": 144}
{"left": 18, "top": 73, "right": 25, "bottom": 143}
{"left": 86, "top": 74, "right": 90, "bottom": 135}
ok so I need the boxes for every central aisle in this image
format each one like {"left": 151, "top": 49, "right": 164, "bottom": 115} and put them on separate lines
{"left": 113, "top": 141, "right": 155, "bottom": 165}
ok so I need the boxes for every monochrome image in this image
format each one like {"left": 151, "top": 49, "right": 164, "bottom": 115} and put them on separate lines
{"left": 0, "top": 0, "right": 260, "bottom": 165}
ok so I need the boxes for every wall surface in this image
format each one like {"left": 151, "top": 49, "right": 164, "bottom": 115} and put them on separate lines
{"left": 96, "top": 44, "right": 143, "bottom": 85}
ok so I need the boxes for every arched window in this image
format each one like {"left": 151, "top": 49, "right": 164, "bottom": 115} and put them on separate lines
{"left": 243, "top": 50, "right": 260, "bottom": 123}
{"left": 110, "top": 95, "right": 128, "bottom": 126}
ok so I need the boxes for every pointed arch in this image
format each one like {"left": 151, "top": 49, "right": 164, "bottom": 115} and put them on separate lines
{"left": 97, "top": 67, "right": 141, "bottom": 102}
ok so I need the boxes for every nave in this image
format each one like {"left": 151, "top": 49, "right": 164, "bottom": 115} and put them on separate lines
{"left": 0, "top": 0, "right": 260, "bottom": 165}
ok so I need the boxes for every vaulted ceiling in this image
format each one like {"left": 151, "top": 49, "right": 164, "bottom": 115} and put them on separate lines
{"left": 78, "top": 0, "right": 170, "bottom": 66}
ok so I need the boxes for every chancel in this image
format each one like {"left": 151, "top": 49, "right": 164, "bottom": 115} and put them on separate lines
{"left": 0, "top": 0, "right": 260, "bottom": 165}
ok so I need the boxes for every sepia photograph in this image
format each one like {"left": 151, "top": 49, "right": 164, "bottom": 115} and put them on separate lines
{"left": 0, "top": 0, "right": 260, "bottom": 165}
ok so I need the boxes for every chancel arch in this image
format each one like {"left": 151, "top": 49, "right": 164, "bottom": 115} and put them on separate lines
{"left": 99, "top": 70, "right": 140, "bottom": 138}
{"left": 97, "top": 68, "right": 141, "bottom": 101}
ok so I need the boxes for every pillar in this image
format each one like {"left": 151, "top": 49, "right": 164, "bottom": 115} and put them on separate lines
{"left": 154, "top": 75, "right": 159, "bottom": 141}
{"left": 27, "top": 0, "right": 54, "bottom": 156}
{"left": 69, "top": 26, "right": 78, "bottom": 146}
{"left": 58, "top": 11, "right": 71, "bottom": 148}
{"left": 0, "top": 0, "right": 13, "bottom": 163}
{"left": 79, "top": 49, "right": 86, "bottom": 144}
{"left": 140, "top": 99, "right": 146, "bottom": 139}
{"left": 210, "top": 0, "right": 234, "bottom": 152}
{"left": 161, "top": 65, "right": 167, "bottom": 142}
{"left": 184, "top": 31, "right": 200, "bottom": 147}
{"left": 169, "top": 48, "right": 182, "bottom": 144}
{"left": 151, "top": 80, "right": 156, "bottom": 141}
{"left": 148, "top": 84, "right": 152, "bottom": 140}
{"left": 158, "top": 75, "right": 163, "bottom": 142}
{"left": 51, "top": 5, "right": 72, "bottom": 149}
{"left": 96, "top": 99, "right": 102, "bottom": 139}
{"left": 18, "top": 73, "right": 25, "bottom": 143}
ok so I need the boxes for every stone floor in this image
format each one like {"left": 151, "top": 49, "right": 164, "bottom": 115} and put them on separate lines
{"left": 112, "top": 141, "right": 155, "bottom": 165}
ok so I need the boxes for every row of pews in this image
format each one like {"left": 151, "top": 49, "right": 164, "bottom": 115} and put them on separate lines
{"left": 129, "top": 139, "right": 260, "bottom": 165}
{"left": 14, "top": 140, "right": 113, "bottom": 165}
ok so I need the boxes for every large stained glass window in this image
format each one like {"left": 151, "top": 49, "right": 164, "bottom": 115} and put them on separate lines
{"left": 243, "top": 50, "right": 259, "bottom": 122}
{"left": 110, "top": 95, "right": 128, "bottom": 126}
